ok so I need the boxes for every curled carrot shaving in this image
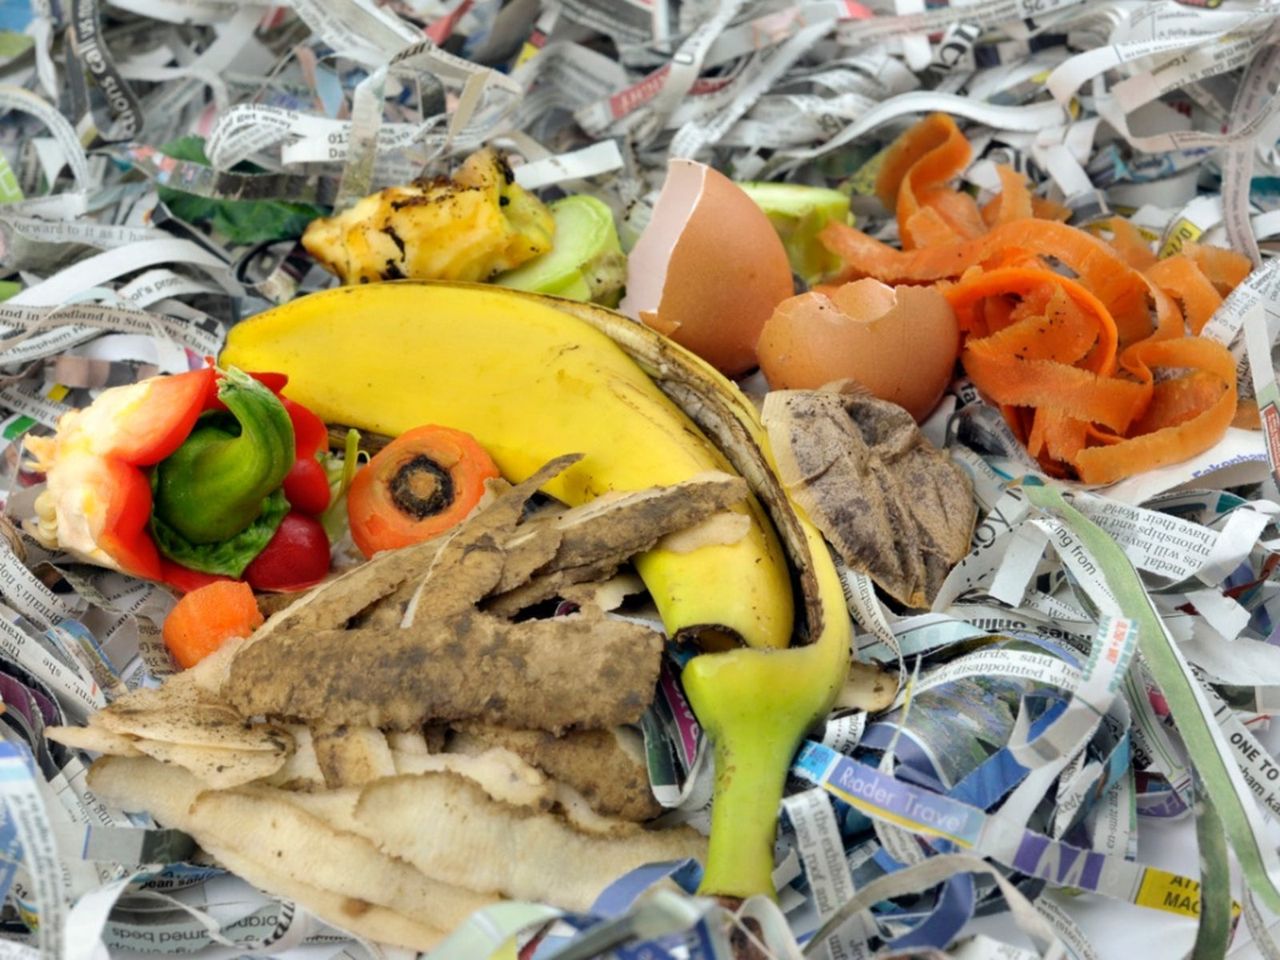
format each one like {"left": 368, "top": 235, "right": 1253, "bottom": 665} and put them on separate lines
{"left": 1100, "top": 217, "right": 1157, "bottom": 271}
{"left": 1041, "top": 412, "right": 1089, "bottom": 465}
{"left": 960, "top": 351, "right": 1147, "bottom": 432}
{"left": 904, "top": 205, "right": 971, "bottom": 249}
{"left": 875, "top": 113, "right": 969, "bottom": 211}
{"left": 908, "top": 190, "right": 986, "bottom": 247}
{"left": 977, "top": 287, "right": 1098, "bottom": 364}
{"left": 875, "top": 113, "right": 977, "bottom": 250}
{"left": 1030, "top": 195, "right": 1072, "bottom": 222}
{"left": 1186, "top": 242, "right": 1252, "bottom": 294}
{"left": 819, "top": 218, "right": 1153, "bottom": 344}
{"left": 942, "top": 267, "right": 1119, "bottom": 374}
{"left": 982, "top": 165, "right": 1033, "bottom": 227}
{"left": 1145, "top": 254, "right": 1223, "bottom": 335}
{"left": 1072, "top": 338, "right": 1237, "bottom": 484}
{"left": 1235, "top": 400, "right": 1262, "bottom": 430}
{"left": 948, "top": 267, "right": 1235, "bottom": 482}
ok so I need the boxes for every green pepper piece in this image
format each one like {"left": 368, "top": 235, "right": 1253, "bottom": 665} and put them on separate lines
{"left": 152, "top": 368, "right": 295, "bottom": 545}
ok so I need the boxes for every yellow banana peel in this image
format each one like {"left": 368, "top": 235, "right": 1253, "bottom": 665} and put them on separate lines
{"left": 552, "top": 294, "right": 851, "bottom": 899}
{"left": 222, "top": 281, "right": 851, "bottom": 901}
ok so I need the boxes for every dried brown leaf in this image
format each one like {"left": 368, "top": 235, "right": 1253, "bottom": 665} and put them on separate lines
{"left": 764, "top": 391, "right": 975, "bottom": 608}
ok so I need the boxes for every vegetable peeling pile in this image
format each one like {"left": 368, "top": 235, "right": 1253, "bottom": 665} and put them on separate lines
{"left": 11, "top": 2, "right": 1280, "bottom": 960}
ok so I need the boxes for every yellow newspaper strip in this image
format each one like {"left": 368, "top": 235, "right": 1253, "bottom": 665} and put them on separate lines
{"left": 1133, "top": 867, "right": 1241, "bottom": 921}
{"left": 1158, "top": 217, "right": 1204, "bottom": 258}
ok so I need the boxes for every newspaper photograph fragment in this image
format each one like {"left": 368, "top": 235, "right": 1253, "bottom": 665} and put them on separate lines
{"left": 6, "top": 0, "right": 1280, "bottom": 958}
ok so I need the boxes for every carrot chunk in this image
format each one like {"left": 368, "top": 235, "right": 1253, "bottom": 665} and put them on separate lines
{"left": 162, "top": 580, "right": 263, "bottom": 669}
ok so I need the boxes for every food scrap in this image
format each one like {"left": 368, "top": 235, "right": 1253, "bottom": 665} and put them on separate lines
{"left": 764, "top": 388, "right": 976, "bottom": 608}
{"left": 496, "top": 194, "right": 627, "bottom": 306}
{"left": 220, "top": 281, "right": 797, "bottom": 651}
{"left": 346, "top": 423, "right": 500, "bottom": 559}
{"left": 8, "top": 3, "right": 1280, "bottom": 958}
{"left": 228, "top": 461, "right": 748, "bottom": 731}
{"left": 162, "top": 580, "right": 264, "bottom": 669}
{"left": 25, "top": 367, "right": 335, "bottom": 593}
{"left": 45, "top": 455, "right": 748, "bottom": 945}
{"left": 620, "top": 159, "right": 795, "bottom": 377}
{"left": 757, "top": 277, "right": 959, "bottom": 422}
{"left": 302, "top": 147, "right": 555, "bottom": 285}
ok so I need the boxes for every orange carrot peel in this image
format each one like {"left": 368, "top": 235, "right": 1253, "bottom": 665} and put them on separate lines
{"left": 819, "top": 113, "right": 1253, "bottom": 484}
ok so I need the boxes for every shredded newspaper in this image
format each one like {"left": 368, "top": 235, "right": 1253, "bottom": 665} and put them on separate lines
{"left": 2, "top": 0, "right": 1280, "bottom": 958}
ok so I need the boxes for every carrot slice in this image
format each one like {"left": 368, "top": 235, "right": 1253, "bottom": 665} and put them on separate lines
{"left": 162, "top": 580, "right": 263, "bottom": 669}
{"left": 961, "top": 350, "right": 1147, "bottom": 431}
{"left": 922, "top": 188, "right": 986, "bottom": 240}
{"left": 1130, "top": 370, "right": 1229, "bottom": 435}
{"left": 903, "top": 205, "right": 969, "bottom": 249}
{"left": 977, "top": 295, "right": 1016, "bottom": 339}
{"left": 1043, "top": 412, "right": 1089, "bottom": 464}
{"left": 943, "top": 267, "right": 1119, "bottom": 374}
{"left": 1028, "top": 409, "right": 1089, "bottom": 464}
{"left": 1005, "top": 284, "right": 1055, "bottom": 327}
{"left": 875, "top": 114, "right": 970, "bottom": 209}
{"left": 984, "top": 165, "right": 1033, "bottom": 226}
{"left": 1145, "top": 255, "right": 1223, "bottom": 334}
{"left": 875, "top": 114, "right": 976, "bottom": 250}
{"left": 347, "top": 424, "right": 501, "bottom": 558}
{"left": 977, "top": 286, "right": 1098, "bottom": 364}
{"left": 1235, "top": 399, "right": 1262, "bottom": 430}
{"left": 1031, "top": 196, "right": 1072, "bottom": 222}
{"left": 1187, "top": 242, "right": 1252, "bottom": 294}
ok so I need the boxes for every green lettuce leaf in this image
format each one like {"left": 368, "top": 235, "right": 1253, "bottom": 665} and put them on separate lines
{"left": 157, "top": 136, "right": 327, "bottom": 245}
{"left": 150, "top": 487, "right": 289, "bottom": 577}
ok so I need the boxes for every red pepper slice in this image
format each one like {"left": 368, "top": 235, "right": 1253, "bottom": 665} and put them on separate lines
{"left": 160, "top": 558, "right": 233, "bottom": 595}
{"left": 40, "top": 366, "right": 335, "bottom": 586}
{"left": 203, "top": 370, "right": 290, "bottom": 413}
{"left": 283, "top": 397, "right": 327, "bottom": 458}
{"left": 97, "top": 368, "right": 216, "bottom": 466}
{"left": 93, "top": 456, "right": 163, "bottom": 581}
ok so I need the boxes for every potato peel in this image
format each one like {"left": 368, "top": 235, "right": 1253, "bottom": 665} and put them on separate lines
{"left": 352, "top": 772, "right": 706, "bottom": 912}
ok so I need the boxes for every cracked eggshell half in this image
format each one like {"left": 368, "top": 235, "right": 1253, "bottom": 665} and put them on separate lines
{"left": 756, "top": 278, "right": 960, "bottom": 423}
{"left": 620, "top": 160, "right": 795, "bottom": 377}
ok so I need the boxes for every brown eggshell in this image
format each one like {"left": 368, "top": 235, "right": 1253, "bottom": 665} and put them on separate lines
{"left": 756, "top": 277, "right": 960, "bottom": 422}
{"left": 620, "top": 160, "right": 795, "bottom": 377}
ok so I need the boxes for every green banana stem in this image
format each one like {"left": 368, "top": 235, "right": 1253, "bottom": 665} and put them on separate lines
{"left": 683, "top": 528, "right": 851, "bottom": 900}
{"left": 689, "top": 650, "right": 809, "bottom": 898}
{"left": 152, "top": 368, "right": 295, "bottom": 544}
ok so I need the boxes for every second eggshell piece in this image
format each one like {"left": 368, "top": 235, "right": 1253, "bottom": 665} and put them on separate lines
{"left": 756, "top": 278, "right": 960, "bottom": 422}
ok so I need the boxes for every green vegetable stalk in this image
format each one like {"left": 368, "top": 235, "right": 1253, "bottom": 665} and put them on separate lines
{"left": 152, "top": 368, "right": 295, "bottom": 545}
